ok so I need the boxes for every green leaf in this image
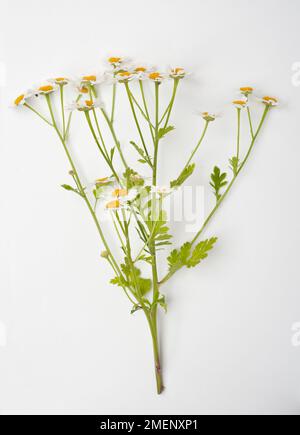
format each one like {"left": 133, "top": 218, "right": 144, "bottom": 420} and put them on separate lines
{"left": 139, "top": 277, "right": 152, "bottom": 296}
{"left": 61, "top": 184, "right": 81, "bottom": 196}
{"left": 168, "top": 242, "right": 192, "bottom": 272}
{"left": 210, "top": 166, "right": 228, "bottom": 202}
{"left": 131, "top": 304, "right": 142, "bottom": 315}
{"left": 130, "top": 141, "right": 152, "bottom": 167}
{"left": 110, "top": 147, "right": 115, "bottom": 162}
{"left": 186, "top": 237, "right": 218, "bottom": 268}
{"left": 168, "top": 238, "right": 218, "bottom": 272}
{"left": 158, "top": 125, "right": 175, "bottom": 140}
{"left": 120, "top": 257, "right": 152, "bottom": 297}
{"left": 229, "top": 156, "right": 240, "bottom": 175}
{"left": 170, "top": 164, "right": 195, "bottom": 188}
{"left": 157, "top": 295, "right": 167, "bottom": 313}
{"left": 123, "top": 167, "right": 145, "bottom": 189}
{"left": 110, "top": 276, "right": 128, "bottom": 288}
{"left": 150, "top": 210, "right": 172, "bottom": 248}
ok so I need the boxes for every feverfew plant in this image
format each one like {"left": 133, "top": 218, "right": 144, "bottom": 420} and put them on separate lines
{"left": 14, "top": 57, "right": 277, "bottom": 394}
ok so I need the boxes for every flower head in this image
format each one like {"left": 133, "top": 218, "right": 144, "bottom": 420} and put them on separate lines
{"left": 103, "top": 187, "right": 138, "bottom": 210}
{"left": 105, "top": 199, "right": 123, "bottom": 210}
{"left": 232, "top": 97, "right": 248, "bottom": 109}
{"left": 107, "top": 56, "right": 126, "bottom": 68}
{"left": 116, "top": 70, "right": 136, "bottom": 83}
{"left": 80, "top": 74, "right": 105, "bottom": 86}
{"left": 151, "top": 186, "right": 173, "bottom": 197}
{"left": 260, "top": 96, "right": 278, "bottom": 107}
{"left": 77, "top": 85, "right": 90, "bottom": 95}
{"left": 169, "top": 67, "right": 187, "bottom": 79}
{"left": 67, "top": 98, "right": 105, "bottom": 112}
{"left": 131, "top": 65, "right": 154, "bottom": 80}
{"left": 49, "top": 77, "right": 70, "bottom": 86}
{"left": 240, "top": 86, "right": 254, "bottom": 96}
{"left": 37, "top": 83, "right": 57, "bottom": 95}
{"left": 148, "top": 72, "right": 165, "bottom": 83}
{"left": 13, "top": 91, "right": 33, "bottom": 107}
{"left": 200, "top": 112, "right": 217, "bottom": 122}
{"left": 134, "top": 66, "right": 148, "bottom": 73}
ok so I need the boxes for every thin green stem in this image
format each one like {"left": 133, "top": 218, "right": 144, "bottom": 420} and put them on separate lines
{"left": 139, "top": 80, "right": 155, "bottom": 144}
{"left": 60, "top": 85, "right": 66, "bottom": 137}
{"left": 161, "top": 78, "right": 179, "bottom": 129}
{"left": 153, "top": 82, "right": 160, "bottom": 185}
{"left": 183, "top": 121, "right": 209, "bottom": 170}
{"left": 125, "top": 82, "right": 151, "bottom": 163}
{"left": 111, "top": 82, "right": 117, "bottom": 124}
{"left": 101, "top": 108, "right": 129, "bottom": 170}
{"left": 247, "top": 106, "right": 254, "bottom": 139}
{"left": 85, "top": 111, "right": 119, "bottom": 180}
{"left": 91, "top": 108, "right": 110, "bottom": 160}
{"left": 236, "top": 108, "right": 241, "bottom": 164}
{"left": 64, "top": 95, "right": 81, "bottom": 141}
{"left": 24, "top": 103, "right": 53, "bottom": 126}
{"left": 128, "top": 85, "right": 155, "bottom": 129}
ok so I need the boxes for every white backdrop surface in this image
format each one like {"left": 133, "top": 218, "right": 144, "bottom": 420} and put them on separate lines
{"left": 0, "top": 0, "right": 300, "bottom": 415}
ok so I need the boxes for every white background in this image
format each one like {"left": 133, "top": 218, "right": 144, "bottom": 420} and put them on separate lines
{"left": 1, "top": 0, "right": 300, "bottom": 415}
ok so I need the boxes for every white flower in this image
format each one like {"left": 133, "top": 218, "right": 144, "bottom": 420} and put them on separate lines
{"left": 132, "top": 65, "right": 155, "bottom": 80}
{"left": 147, "top": 71, "right": 167, "bottom": 83}
{"left": 67, "top": 98, "right": 105, "bottom": 112}
{"left": 232, "top": 97, "right": 248, "bottom": 109}
{"left": 76, "top": 85, "right": 90, "bottom": 95}
{"left": 80, "top": 74, "right": 106, "bottom": 86}
{"left": 13, "top": 90, "right": 33, "bottom": 107}
{"left": 168, "top": 67, "right": 188, "bottom": 79}
{"left": 151, "top": 186, "right": 173, "bottom": 197}
{"left": 107, "top": 56, "right": 130, "bottom": 69}
{"left": 200, "top": 111, "right": 218, "bottom": 122}
{"left": 259, "top": 96, "right": 279, "bottom": 107}
{"left": 104, "top": 199, "right": 125, "bottom": 211}
{"left": 239, "top": 86, "right": 254, "bottom": 96}
{"left": 48, "top": 77, "right": 71, "bottom": 86}
{"left": 36, "top": 83, "right": 58, "bottom": 95}
{"left": 102, "top": 187, "right": 138, "bottom": 211}
{"left": 115, "top": 70, "right": 137, "bottom": 83}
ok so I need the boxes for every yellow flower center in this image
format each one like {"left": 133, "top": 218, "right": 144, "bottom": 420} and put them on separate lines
{"left": 118, "top": 71, "right": 131, "bottom": 77}
{"left": 233, "top": 100, "right": 246, "bottom": 106}
{"left": 39, "top": 85, "right": 54, "bottom": 92}
{"left": 135, "top": 67, "right": 146, "bottom": 72}
{"left": 149, "top": 72, "right": 161, "bottom": 80}
{"left": 109, "top": 57, "right": 122, "bottom": 64}
{"left": 240, "top": 87, "right": 253, "bottom": 92}
{"left": 15, "top": 94, "right": 25, "bottom": 106}
{"left": 55, "top": 77, "right": 67, "bottom": 82}
{"left": 85, "top": 100, "right": 94, "bottom": 107}
{"left": 82, "top": 75, "right": 96, "bottom": 82}
{"left": 106, "top": 200, "right": 120, "bottom": 209}
{"left": 112, "top": 188, "right": 128, "bottom": 197}
{"left": 79, "top": 86, "right": 89, "bottom": 94}
{"left": 263, "top": 96, "right": 277, "bottom": 103}
{"left": 173, "top": 68, "right": 184, "bottom": 74}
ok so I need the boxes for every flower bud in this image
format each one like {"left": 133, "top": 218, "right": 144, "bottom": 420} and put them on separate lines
{"left": 101, "top": 250, "right": 109, "bottom": 259}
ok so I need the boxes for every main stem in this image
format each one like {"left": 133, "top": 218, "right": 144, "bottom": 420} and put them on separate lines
{"left": 149, "top": 81, "right": 163, "bottom": 394}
